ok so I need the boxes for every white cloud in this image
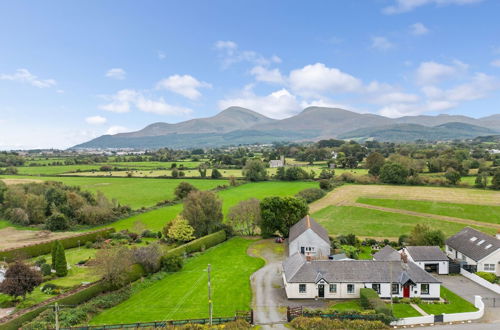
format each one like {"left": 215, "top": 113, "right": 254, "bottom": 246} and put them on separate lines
{"left": 371, "top": 36, "right": 394, "bottom": 51}
{"left": 157, "top": 51, "right": 166, "bottom": 60}
{"left": 410, "top": 22, "right": 430, "bottom": 35}
{"left": 416, "top": 61, "right": 466, "bottom": 85}
{"left": 214, "top": 40, "right": 281, "bottom": 68}
{"left": 156, "top": 74, "right": 211, "bottom": 100}
{"left": 250, "top": 66, "right": 284, "bottom": 84}
{"left": 218, "top": 88, "right": 301, "bottom": 119}
{"left": 300, "top": 99, "right": 355, "bottom": 111}
{"left": 99, "top": 89, "right": 192, "bottom": 115}
{"left": 371, "top": 92, "right": 420, "bottom": 105}
{"left": 106, "top": 126, "right": 129, "bottom": 135}
{"left": 0, "top": 68, "right": 56, "bottom": 88}
{"left": 384, "top": 0, "right": 484, "bottom": 15}
{"left": 105, "top": 68, "right": 126, "bottom": 80}
{"left": 426, "top": 73, "right": 499, "bottom": 103}
{"left": 491, "top": 59, "right": 500, "bottom": 68}
{"left": 85, "top": 115, "right": 107, "bottom": 125}
{"left": 289, "top": 63, "right": 362, "bottom": 96}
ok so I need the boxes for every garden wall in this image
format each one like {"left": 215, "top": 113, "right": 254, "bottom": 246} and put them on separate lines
{"left": 0, "top": 228, "right": 115, "bottom": 262}
{"left": 460, "top": 268, "right": 500, "bottom": 294}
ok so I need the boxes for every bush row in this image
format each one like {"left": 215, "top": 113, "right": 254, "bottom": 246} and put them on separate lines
{"left": 0, "top": 228, "right": 115, "bottom": 262}
{"left": 360, "top": 288, "right": 392, "bottom": 317}
{"left": 291, "top": 317, "right": 388, "bottom": 330}
{"left": 161, "top": 230, "right": 227, "bottom": 260}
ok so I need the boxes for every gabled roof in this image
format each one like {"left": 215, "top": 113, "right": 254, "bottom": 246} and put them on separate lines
{"left": 289, "top": 215, "right": 330, "bottom": 244}
{"left": 446, "top": 227, "right": 500, "bottom": 262}
{"left": 283, "top": 254, "right": 440, "bottom": 284}
{"left": 373, "top": 245, "right": 400, "bottom": 261}
{"left": 405, "top": 246, "right": 448, "bottom": 262}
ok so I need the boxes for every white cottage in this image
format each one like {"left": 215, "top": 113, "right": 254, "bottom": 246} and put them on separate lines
{"left": 282, "top": 253, "right": 441, "bottom": 300}
{"left": 446, "top": 227, "right": 500, "bottom": 275}
{"left": 288, "top": 216, "right": 330, "bottom": 258}
{"left": 403, "top": 246, "right": 449, "bottom": 275}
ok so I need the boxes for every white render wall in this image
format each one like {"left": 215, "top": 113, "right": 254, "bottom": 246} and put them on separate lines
{"left": 477, "top": 248, "right": 500, "bottom": 276}
{"left": 404, "top": 248, "right": 449, "bottom": 275}
{"left": 288, "top": 229, "right": 330, "bottom": 258}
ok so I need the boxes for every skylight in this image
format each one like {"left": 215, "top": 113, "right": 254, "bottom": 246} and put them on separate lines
{"left": 477, "top": 239, "right": 485, "bottom": 246}
{"left": 470, "top": 237, "right": 477, "bottom": 242}
{"left": 485, "top": 244, "right": 492, "bottom": 249}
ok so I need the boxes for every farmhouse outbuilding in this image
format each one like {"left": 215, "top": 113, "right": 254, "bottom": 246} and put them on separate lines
{"left": 403, "top": 246, "right": 449, "bottom": 275}
{"left": 288, "top": 215, "right": 330, "bottom": 258}
{"left": 373, "top": 245, "right": 400, "bottom": 261}
{"left": 282, "top": 253, "right": 441, "bottom": 300}
{"left": 445, "top": 227, "right": 500, "bottom": 275}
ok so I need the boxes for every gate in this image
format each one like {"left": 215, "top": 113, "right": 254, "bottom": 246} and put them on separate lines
{"left": 483, "top": 297, "right": 499, "bottom": 307}
{"left": 448, "top": 261, "right": 461, "bottom": 274}
{"left": 286, "top": 306, "right": 303, "bottom": 322}
{"left": 434, "top": 314, "right": 444, "bottom": 323}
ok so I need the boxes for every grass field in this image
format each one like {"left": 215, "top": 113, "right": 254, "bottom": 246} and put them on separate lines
{"left": 90, "top": 238, "right": 264, "bottom": 324}
{"left": 417, "top": 287, "right": 477, "bottom": 314}
{"left": 312, "top": 205, "right": 495, "bottom": 238}
{"left": 357, "top": 198, "right": 500, "bottom": 225}
{"left": 1, "top": 175, "right": 226, "bottom": 209}
{"left": 105, "top": 181, "right": 319, "bottom": 232}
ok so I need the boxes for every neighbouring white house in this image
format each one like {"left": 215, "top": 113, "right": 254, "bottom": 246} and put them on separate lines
{"left": 269, "top": 155, "right": 285, "bottom": 168}
{"left": 446, "top": 227, "right": 500, "bottom": 276}
{"left": 288, "top": 215, "right": 331, "bottom": 258}
{"left": 403, "top": 246, "right": 449, "bottom": 275}
{"left": 282, "top": 253, "right": 441, "bottom": 300}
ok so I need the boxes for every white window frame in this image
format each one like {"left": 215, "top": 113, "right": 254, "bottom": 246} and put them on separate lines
{"left": 484, "top": 264, "right": 495, "bottom": 271}
{"left": 372, "top": 283, "right": 381, "bottom": 294}
{"left": 299, "top": 284, "right": 307, "bottom": 293}
{"left": 347, "top": 284, "right": 355, "bottom": 294}
{"left": 392, "top": 283, "right": 399, "bottom": 294}
{"left": 421, "top": 283, "right": 429, "bottom": 295}
{"left": 329, "top": 284, "right": 337, "bottom": 293}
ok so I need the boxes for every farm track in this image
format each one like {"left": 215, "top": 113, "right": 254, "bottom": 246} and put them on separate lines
{"left": 310, "top": 184, "right": 500, "bottom": 229}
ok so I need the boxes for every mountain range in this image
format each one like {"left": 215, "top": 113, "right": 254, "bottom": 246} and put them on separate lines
{"left": 73, "top": 107, "right": 500, "bottom": 149}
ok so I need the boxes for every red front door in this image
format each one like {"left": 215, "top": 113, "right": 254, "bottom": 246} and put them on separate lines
{"left": 403, "top": 285, "right": 410, "bottom": 298}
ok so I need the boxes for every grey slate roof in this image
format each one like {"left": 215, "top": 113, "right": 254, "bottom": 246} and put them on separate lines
{"left": 373, "top": 245, "right": 400, "bottom": 261}
{"left": 283, "top": 253, "right": 440, "bottom": 284}
{"left": 406, "top": 246, "right": 448, "bottom": 262}
{"left": 446, "top": 227, "right": 500, "bottom": 262}
{"left": 289, "top": 215, "right": 330, "bottom": 244}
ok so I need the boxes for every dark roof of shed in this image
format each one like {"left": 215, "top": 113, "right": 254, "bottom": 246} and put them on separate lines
{"left": 406, "top": 246, "right": 448, "bottom": 262}
{"left": 373, "top": 245, "right": 400, "bottom": 261}
{"left": 288, "top": 215, "right": 330, "bottom": 244}
{"left": 446, "top": 227, "right": 500, "bottom": 262}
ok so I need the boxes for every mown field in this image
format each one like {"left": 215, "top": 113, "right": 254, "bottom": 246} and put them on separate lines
{"left": 357, "top": 198, "right": 500, "bottom": 225}
{"left": 0, "top": 175, "right": 226, "bottom": 209}
{"left": 312, "top": 205, "right": 496, "bottom": 238}
{"left": 90, "top": 238, "right": 264, "bottom": 324}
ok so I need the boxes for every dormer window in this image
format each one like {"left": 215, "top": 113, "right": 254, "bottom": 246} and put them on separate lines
{"left": 485, "top": 244, "right": 492, "bottom": 249}
{"left": 470, "top": 237, "right": 477, "bottom": 242}
{"left": 477, "top": 240, "right": 485, "bottom": 246}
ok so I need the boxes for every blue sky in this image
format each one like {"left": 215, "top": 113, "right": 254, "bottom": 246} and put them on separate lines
{"left": 1, "top": 0, "right": 500, "bottom": 149}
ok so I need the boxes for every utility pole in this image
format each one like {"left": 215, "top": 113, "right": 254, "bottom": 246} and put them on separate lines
{"left": 208, "top": 264, "right": 213, "bottom": 325}
{"left": 54, "top": 302, "right": 60, "bottom": 330}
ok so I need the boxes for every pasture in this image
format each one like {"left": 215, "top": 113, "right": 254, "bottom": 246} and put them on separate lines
{"left": 312, "top": 205, "right": 495, "bottom": 238}
{"left": 90, "top": 238, "right": 264, "bottom": 324}
{"left": 357, "top": 198, "right": 500, "bottom": 225}
{"left": 1, "top": 175, "right": 226, "bottom": 209}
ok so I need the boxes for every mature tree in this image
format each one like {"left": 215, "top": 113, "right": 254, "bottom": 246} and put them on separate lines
{"left": 174, "top": 182, "right": 198, "bottom": 200}
{"left": 171, "top": 168, "right": 179, "bottom": 178}
{"left": 227, "top": 198, "right": 261, "bottom": 236}
{"left": 491, "top": 169, "right": 500, "bottom": 190}
{"left": 319, "top": 179, "right": 333, "bottom": 191}
{"left": 181, "top": 190, "right": 223, "bottom": 237}
{"left": 295, "top": 188, "right": 325, "bottom": 203}
{"left": 444, "top": 168, "right": 461, "bottom": 185}
{"left": 379, "top": 162, "right": 408, "bottom": 184}
{"left": 198, "top": 166, "right": 207, "bottom": 178}
{"left": 275, "top": 167, "right": 286, "bottom": 180}
{"left": 46, "top": 212, "right": 69, "bottom": 231}
{"left": 260, "top": 196, "right": 309, "bottom": 237}
{"left": 0, "top": 180, "right": 7, "bottom": 203}
{"left": 132, "top": 244, "right": 162, "bottom": 273}
{"left": 475, "top": 173, "right": 488, "bottom": 189}
{"left": 284, "top": 167, "right": 309, "bottom": 181}
{"left": 408, "top": 224, "right": 445, "bottom": 246}
{"left": 166, "top": 217, "right": 195, "bottom": 243}
{"left": 0, "top": 261, "right": 42, "bottom": 300}
{"left": 211, "top": 168, "right": 222, "bottom": 179}
{"left": 243, "top": 160, "right": 268, "bottom": 182}
{"left": 366, "top": 152, "right": 385, "bottom": 176}
{"left": 53, "top": 241, "right": 68, "bottom": 277}
{"left": 94, "top": 247, "right": 134, "bottom": 288}
{"left": 319, "top": 169, "right": 335, "bottom": 180}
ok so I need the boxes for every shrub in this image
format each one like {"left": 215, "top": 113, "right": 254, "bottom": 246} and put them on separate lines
{"left": 410, "top": 297, "right": 422, "bottom": 304}
{"left": 161, "top": 230, "right": 227, "bottom": 260}
{"left": 360, "top": 288, "right": 379, "bottom": 309}
{"left": 476, "top": 271, "right": 497, "bottom": 283}
{"left": 360, "top": 288, "right": 392, "bottom": 317}
{"left": 41, "top": 283, "right": 59, "bottom": 294}
{"left": 41, "top": 263, "right": 52, "bottom": 276}
{"left": 290, "top": 317, "right": 389, "bottom": 330}
{"left": 46, "top": 212, "right": 70, "bottom": 231}
{"left": 174, "top": 182, "right": 198, "bottom": 200}
{"left": 162, "top": 254, "right": 184, "bottom": 272}
{"left": 295, "top": 188, "right": 326, "bottom": 203}
{"left": 379, "top": 162, "right": 408, "bottom": 184}
{"left": 141, "top": 229, "right": 158, "bottom": 238}
{"left": 85, "top": 241, "right": 93, "bottom": 248}
{"left": 319, "top": 179, "right": 333, "bottom": 191}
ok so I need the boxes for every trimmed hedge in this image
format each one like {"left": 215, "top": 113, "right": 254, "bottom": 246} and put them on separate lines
{"left": 161, "top": 230, "right": 227, "bottom": 261}
{"left": 360, "top": 288, "right": 392, "bottom": 316}
{"left": 476, "top": 271, "right": 497, "bottom": 284}
{"left": 0, "top": 228, "right": 115, "bottom": 262}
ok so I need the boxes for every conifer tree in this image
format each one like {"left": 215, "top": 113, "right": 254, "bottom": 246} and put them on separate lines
{"left": 54, "top": 241, "right": 68, "bottom": 277}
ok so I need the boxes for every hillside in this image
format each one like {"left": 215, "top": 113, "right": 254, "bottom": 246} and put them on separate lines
{"left": 73, "top": 107, "right": 500, "bottom": 149}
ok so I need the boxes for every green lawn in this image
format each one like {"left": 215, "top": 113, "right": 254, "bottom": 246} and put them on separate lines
{"left": 1, "top": 175, "right": 225, "bottom": 209}
{"left": 90, "top": 237, "right": 264, "bottom": 324}
{"left": 105, "top": 181, "right": 319, "bottom": 232}
{"left": 357, "top": 246, "right": 373, "bottom": 260}
{"left": 312, "top": 205, "right": 495, "bottom": 238}
{"left": 330, "top": 300, "right": 363, "bottom": 311}
{"left": 357, "top": 198, "right": 500, "bottom": 225}
{"left": 418, "top": 287, "right": 477, "bottom": 315}
{"left": 392, "top": 303, "right": 422, "bottom": 318}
